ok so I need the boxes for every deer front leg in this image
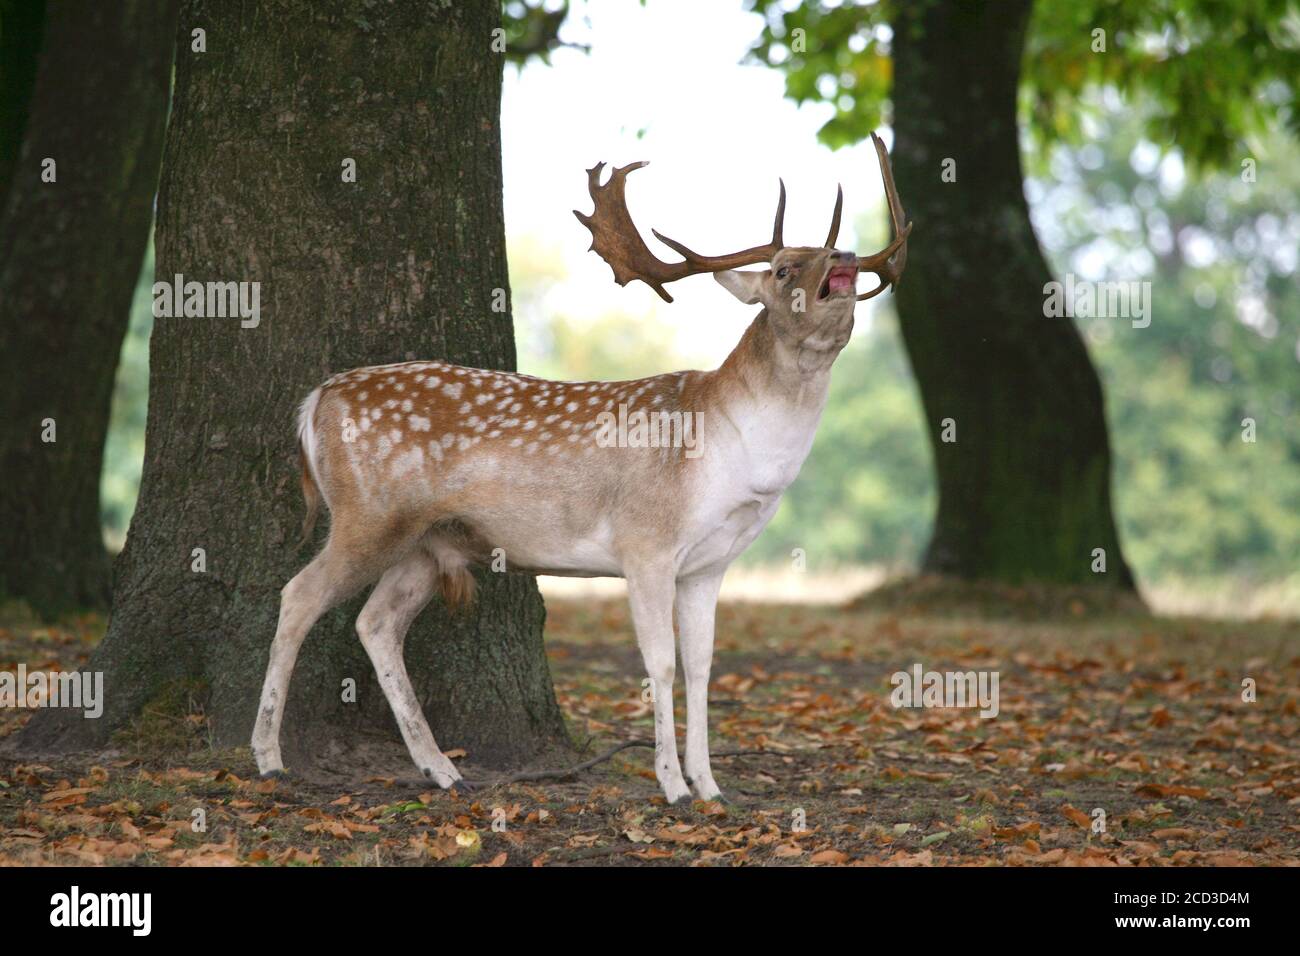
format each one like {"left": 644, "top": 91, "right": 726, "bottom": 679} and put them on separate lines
{"left": 676, "top": 572, "right": 725, "bottom": 801}
{"left": 625, "top": 561, "right": 690, "bottom": 804}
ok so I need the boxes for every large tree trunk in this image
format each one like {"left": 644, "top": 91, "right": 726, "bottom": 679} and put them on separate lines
{"left": 22, "top": 0, "right": 568, "bottom": 771}
{"left": 890, "top": 0, "right": 1135, "bottom": 588}
{"left": 0, "top": 0, "right": 176, "bottom": 617}
{"left": 0, "top": 0, "right": 47, "bottom": 208}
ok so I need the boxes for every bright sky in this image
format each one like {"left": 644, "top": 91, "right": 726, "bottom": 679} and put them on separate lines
{"left": 500, "top": 0, "right": 896, "bottom": 364}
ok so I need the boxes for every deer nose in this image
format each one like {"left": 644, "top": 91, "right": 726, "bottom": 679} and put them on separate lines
{"left": 831, "top": 251, "right": 857, "bottom": 263}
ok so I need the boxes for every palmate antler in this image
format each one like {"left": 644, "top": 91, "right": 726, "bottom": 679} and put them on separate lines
{"left": 574, "top": 131, "right": 911, "bottom": 303}
{"left": 573, "top": 162, "right": 788, "bottom": 303}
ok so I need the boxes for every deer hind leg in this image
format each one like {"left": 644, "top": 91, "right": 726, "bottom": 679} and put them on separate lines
{"left": 252, "top": 540, "right": 378, "bottom": 776}
{"left": 625, "top": 560, "right": 691, "bottom": 804}
{"left": 355, "top": 548, "right": 463, "bottom": 788}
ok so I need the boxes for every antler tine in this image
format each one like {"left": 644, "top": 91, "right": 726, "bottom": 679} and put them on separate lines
{"left": 857, "top": 132, "right": 912, "bottom": 301}
{"left": 576, "top": 165, "right": 786, "bottom": 303}
{"left": 653, "top": 177, "right": 786, "bottom": 268}
{"left": 824, "top": 184, "right": 843, "bottom": 248}
{"left": 772, "top": 177, "right": 786, "bottom": 249}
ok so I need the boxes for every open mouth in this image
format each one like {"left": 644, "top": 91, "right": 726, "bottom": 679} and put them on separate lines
{"left": 818, "top": 264, "right": 858, "bottom": 300}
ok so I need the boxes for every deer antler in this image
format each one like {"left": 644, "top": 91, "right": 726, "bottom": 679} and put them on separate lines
{"left": 575, "top": 133, "right": 909, "bottom": 303}
{"left": 574, "top": 162, "right": 786, "bottom": 303}
{"left": 856, "top": 132, "right": 912, "bottom": 301}
{"left": 824, "top": 185, "right": 844, "bottom": 248}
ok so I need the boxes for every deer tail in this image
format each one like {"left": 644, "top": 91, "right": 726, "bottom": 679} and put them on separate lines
{"left": 297, "top": 387, "right": 324, "bottom": 548}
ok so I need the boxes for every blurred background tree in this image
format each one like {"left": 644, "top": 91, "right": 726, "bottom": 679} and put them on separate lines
{"left": 0, "top": 0, "right": 176, "bottom": 617}
{"left": 1031, "top": 98, "right": 1300, "bottom": 582}
{"left": 746, "top": 92, "right": 1300, "bottom": 589}
{"left": 744, "top": 0, "right": 1298, "bottom": 593}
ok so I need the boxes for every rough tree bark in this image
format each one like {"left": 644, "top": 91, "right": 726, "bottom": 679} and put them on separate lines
{"left": 23, "top": 0, "right": 568, "bottom": 770}
{"left": 890, "top": 0, "right": 1135, "bottom": 588}
{"left": 0, "top": 0, "right": 177, "bottom": 617}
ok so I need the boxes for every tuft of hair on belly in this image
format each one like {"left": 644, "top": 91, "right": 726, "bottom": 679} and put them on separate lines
{"left": 424, "top": 530, "right": 477, "bottom": 611}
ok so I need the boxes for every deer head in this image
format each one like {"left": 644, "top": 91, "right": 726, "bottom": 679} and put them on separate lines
{"left": 574, "top": 132, "right": 910, "bottom": 358}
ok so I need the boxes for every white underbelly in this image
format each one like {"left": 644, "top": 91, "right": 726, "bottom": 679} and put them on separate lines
{"left": 474, "top": 517, "right": 623, "bottom": 577}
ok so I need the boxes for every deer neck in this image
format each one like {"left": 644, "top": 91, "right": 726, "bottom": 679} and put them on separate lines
{"left": 717, "top": 309, "right": 839, "bottom": 412}
{"left": 704, "top": 311, "right": 838, "bottom": 492}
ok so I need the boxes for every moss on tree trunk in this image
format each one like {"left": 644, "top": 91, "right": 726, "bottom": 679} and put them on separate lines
{"left": 22, "top": 0, "right": 568, "bottom": 769}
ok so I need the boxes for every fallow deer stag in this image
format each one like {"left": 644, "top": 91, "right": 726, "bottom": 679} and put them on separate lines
{"left": 252, "top": 132, "right": 910, "bottom": 803}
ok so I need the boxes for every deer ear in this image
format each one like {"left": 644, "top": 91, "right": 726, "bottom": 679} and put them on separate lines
{"left": 714, "top": 269, "right": 767, "bottom": 305}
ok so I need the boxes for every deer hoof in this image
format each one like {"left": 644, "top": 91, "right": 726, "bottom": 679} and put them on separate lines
{"left": 260, "top": 768, "right": 290, "bottom": 781}
{"left": 422, "top": 766, "right": 461, "bottom": 790}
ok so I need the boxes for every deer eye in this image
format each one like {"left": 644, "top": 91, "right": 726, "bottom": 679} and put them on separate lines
{"left": 776, "top": 267, "right": 790, "bottom": 279}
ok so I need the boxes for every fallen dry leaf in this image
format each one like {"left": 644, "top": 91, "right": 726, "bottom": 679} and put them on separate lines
{"left": 809, "top": 849, "right": 849, "bottom": 865}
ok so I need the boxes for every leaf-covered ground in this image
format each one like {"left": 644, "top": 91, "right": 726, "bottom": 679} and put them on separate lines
{"left": 1, "top": 586, "right": 1298, "bottom": 866}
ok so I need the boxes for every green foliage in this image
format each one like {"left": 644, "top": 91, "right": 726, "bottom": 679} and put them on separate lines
{"left": 745, "top": 0, "right": 1300, "bottom": 167}
{"left": 745, "top": 0, "right": 895, "bottom": 149}
{"left": 501, "top": 0, "right": 586, "bottom": 66}
{"left": 100, "top": 243, "right": 154, "bottom": 550}
{"left": 1025, "top": 0, "right": 1300, "bottom": 167}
